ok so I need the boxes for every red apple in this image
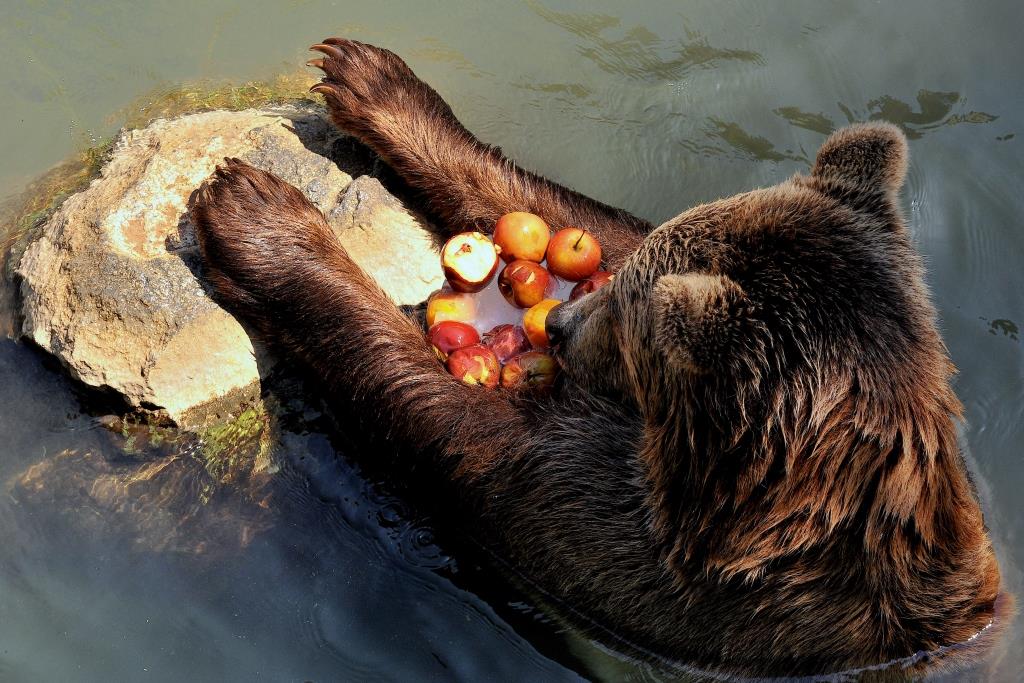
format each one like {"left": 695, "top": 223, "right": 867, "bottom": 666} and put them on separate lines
{"left": 446, "top": 344, "right": 500, "bottom": 388}
{"left": 426, "top": 288, "right": 477, "bottom": 327}
{"left": 545, "top": 228, "right": 602, "bottom": 281}
{"left": 481, "top": 324, "right": 531, "bottom": 363}
{"left": 428, "top": 321, "right": 480, "bottom": 361}
{"left": 569, "top": 271, "right": 614, "bottom": 301}
{"left": 523, "top": 298, "right": 561, "bottom": 348}
{"left": 501, "top": 351, "right": 558, "bottom": 390}
{"left": 493, "top": 212, "right": 550, "bottom": 263}
{"left": 441, "top": 231, "right": 500, "bottom": 293}
{"left": 497, "top": 260, "right": 554, "bottom": 308}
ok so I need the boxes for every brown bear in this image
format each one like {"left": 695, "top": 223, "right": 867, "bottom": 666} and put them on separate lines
{"left": 188, "top": 38, "right": 1007, "bottom": 678}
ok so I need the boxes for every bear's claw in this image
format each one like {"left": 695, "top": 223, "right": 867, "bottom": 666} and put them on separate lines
{"left": 309, "top": 43, "right": 345, "bottom": 60}
{"left": 321, "top": 37, "right": 350, "bottom": 47}
{"left": 308, "top": 83, "right": 334, "bottom": 96}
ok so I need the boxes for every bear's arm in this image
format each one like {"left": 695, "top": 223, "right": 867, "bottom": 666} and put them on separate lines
{"left": 191, "top": 159, "right": 531, "bottom": 480}
{"left": 279, "top": 247, "right": 530, "bottom": 478}
{"left": 308, "top": 38, "right": 649, "bottom": 269}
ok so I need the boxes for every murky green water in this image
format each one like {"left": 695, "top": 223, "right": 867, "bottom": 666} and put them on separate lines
{"left": 1, "top": 1, "right": 1022, "bottom": 680}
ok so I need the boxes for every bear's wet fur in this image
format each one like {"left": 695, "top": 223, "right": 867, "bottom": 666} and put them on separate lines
{"left": 189, "top": 38, "right": 1006, "bottom": 677}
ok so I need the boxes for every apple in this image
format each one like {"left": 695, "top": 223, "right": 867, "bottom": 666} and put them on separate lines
{"left": 501, "top": 351, "right": 558, "bottom": 390}
{"left": 569, "top": 271, "right": 614, "bottom": 301}
{"left": 497, "top": 260, "right": 554, "bottom": 308}
{"left": 522, "top": 298, "right": 561, "bottom": 348}
{"left": 545, "top": 228, "right": 602, "bottom": 281}
{"left": 441, "top": 231, "right": 500, "bottom": 293}
{"left": 493, "top": 212, "right": 550, "bottom": 263}
{"left": 428, "top": 321, "right": 480, "bottom": 361}
{"left": 426, "top": 288, "right": 477, "bottom": 327}
{"left": 446, "top": 344, "right": 500, "bottom": 388}
{"left": 481, "top": 324, "right": 531, "bottom": 363}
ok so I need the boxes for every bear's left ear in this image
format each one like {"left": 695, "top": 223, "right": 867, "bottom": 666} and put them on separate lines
{"left": 812, "top": 122, "right": 908, "bottom": 192}
{"left": 653, "top": 273, "right": 751, "bottom": 374}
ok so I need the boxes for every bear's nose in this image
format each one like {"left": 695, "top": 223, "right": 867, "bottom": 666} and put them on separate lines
{"left": 545, "top": 303, "right": 568, "bottom": 349}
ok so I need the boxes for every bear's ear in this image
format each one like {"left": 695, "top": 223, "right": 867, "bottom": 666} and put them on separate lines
{"left": 653, "top": 273, "right": 751, "bottom": 373}
{"left": 812, "top": 122, "right": 908, "bottom": 192}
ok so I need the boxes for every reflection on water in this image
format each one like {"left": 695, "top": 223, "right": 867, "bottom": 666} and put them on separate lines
{"left": 529, "top": 2, "right": 763, "bottom": 81}
{"left": 1, "top": 0, "right": 1023, "bottom": 681}
{"left": 772, "top": 106, "right": 836, "bottom": 136}
{"left": 842, "top": 89, "right": 999, "bottom": 139}
{"left": 703, "top": 89, "right": 1001, "bottom": 164}
{"left": 705, "top": 118, "right": 805, "bottom": 162}
{"left": 515, "top": 81, "right": 595, "bottom": 101}
{"left": 984, "top": 317, "right": 1019, "bottom": 341}
{"left": 774, "top": 90, "right": 999, "bottom": 158}
{"left": 408, "top": 38, "right": 491, "bottom": 78}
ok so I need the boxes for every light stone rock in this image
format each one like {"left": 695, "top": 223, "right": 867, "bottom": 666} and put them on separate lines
{"left": 331, "top": 175, "right": 446, "bottom": 305}
{"left": 16, "top": 104, "right": 444, "bottom": 426}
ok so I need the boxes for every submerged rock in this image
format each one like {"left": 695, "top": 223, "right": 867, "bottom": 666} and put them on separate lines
{"left": 8, "top": 409, "right": 278, "bottom": 556}
{"left": 15, "top": 104, "right": 443, "bottom": 426}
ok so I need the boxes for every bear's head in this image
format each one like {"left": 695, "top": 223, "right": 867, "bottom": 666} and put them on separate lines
{"left": 549, "top": 123, "right": 990, "bottom": 587}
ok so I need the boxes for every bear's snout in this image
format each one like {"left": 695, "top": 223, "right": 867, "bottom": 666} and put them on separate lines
{"left": 545, "top": 303, "right": 568, "bottom": 350}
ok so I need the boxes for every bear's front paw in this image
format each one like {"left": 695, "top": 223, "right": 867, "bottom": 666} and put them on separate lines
{"left": 307, "top": 38, "right": 439, "bottom": 140}
{"left": 189, "top": 158, "right": 337, "bottom": 321}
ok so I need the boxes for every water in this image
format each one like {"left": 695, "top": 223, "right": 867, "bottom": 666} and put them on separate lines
{"left": 1, "top": 1, "right": 1022, "bottom": 680}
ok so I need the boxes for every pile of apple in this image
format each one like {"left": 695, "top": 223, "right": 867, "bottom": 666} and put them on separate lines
{"left": 425, "top": 212, "right": 612, "bottom": 390}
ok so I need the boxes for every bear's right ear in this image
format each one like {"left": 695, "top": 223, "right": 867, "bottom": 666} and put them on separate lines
{"left": 812, "top": 122, "right": 908, "bottom": 192}
{"left": 653, "top": 273, "right": 751, "bottom": 374}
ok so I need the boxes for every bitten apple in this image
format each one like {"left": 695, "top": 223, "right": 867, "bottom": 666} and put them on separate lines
{"left": 481, "top": 324, "right": 531, "bottom": 363}
{"left": 501, "top": 351, "right": 558, "bottom": 390}
{"left": 493, "top": 212, "right": 550, "bottom": 263}
{"left": 446, "top": 344, "right": 500, "bottom": 388}
{"left": 428, "top": 321, "right": 480, "bottom": 361}
{"left": 545, "top": 228, "right": 601, "bottom": 281}
{"left": 497, "top": 260, "right": 554, "bottom": 308}
{"left": 523, "top": 298, "right": 561, "bottom": 348}
{"left": 569, "top": 271, "right": 614, "bottom": 301}
{"left": 426, "top": 289, "right": 477, "bottom": 327}
{"left": 441, "top": 232, "right": 500, "bottom": 292}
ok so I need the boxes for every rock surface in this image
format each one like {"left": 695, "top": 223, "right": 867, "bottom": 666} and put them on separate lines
{"left": 16, "top": 105, "right": 444, "bottom": 426}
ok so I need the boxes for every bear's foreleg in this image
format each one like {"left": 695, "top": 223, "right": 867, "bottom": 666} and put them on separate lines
{"left": 190, "top": 159, "right": 531, "bottom": 479}
{"left": 307, "top": 38, "right": 649, "bottom": 268}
